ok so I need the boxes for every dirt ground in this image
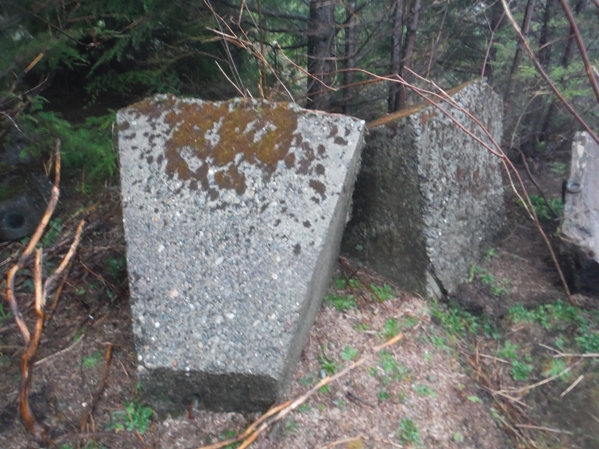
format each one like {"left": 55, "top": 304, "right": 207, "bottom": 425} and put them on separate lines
{"left": 1, "top": 154, "right": 598, "bottom": 449}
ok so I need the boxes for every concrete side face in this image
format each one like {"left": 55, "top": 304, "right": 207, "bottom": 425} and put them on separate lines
{"left": 117, "top": 96, "right": 365, "bottom": 413}
{"left": 342, "top": 122, "right": 429, "bottom": 293}
{"left": 561, "top": 132, "right": 599, "bottom": 295}
{"left": 343, "top": 80, "right": 504, "bottom": 297}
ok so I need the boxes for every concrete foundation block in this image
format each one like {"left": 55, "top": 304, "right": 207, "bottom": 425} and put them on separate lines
{"left": 342, "top": 80, "right": 505, "bottom": 298}
{"left": 117, "top": 96, "right": 365, "bottom": 413}
{"left": 561, "top": 132, "right": 599, "bottom": 295}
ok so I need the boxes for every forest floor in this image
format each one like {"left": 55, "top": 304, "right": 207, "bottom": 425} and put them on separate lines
{"left": 1, "top": 152, "right": 598, "bottom": 449}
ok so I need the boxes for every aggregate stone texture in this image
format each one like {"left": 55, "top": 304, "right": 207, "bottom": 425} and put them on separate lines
{"left": 116, "top": 95, "right": 365, "bottom": 414}
{"left": 342, "top": 79, "right": 505, "bottom": 298}
{"left": 561, "top": 132, "right": 599, "bottom": 295}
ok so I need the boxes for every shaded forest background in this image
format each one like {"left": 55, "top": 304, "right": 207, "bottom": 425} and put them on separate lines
{"left": 1, "top": 0, "right": 598, "bottom": 185}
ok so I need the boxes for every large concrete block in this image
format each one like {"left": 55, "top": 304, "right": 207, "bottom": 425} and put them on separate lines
{"left": 342, "top": 80, "right": 504, "bottom": 298}
{"left": 560, "top": 132, "right": 599, "bottom": 295}
{"left": 117, "top": 96, "right": 365, "bottom": 413}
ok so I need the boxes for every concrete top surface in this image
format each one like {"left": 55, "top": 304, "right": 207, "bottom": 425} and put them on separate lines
{"left": 117, "top": 96, "right": 365, "bottom": 382}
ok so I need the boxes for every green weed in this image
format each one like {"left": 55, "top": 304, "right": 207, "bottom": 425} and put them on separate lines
{"left": 548, "top": 161, "right": 568, "bottom": 176}
{"left": 517, "top": 195, "right": 563, "bottom": 220}
{"left": 398, "top": 418, "right": 421, "bottom": 446}
{"left": 542, "top": 358, "right": 571, "bottom": 382}
{"left": 284, "top": 419, "right": 300, "bottom": 434}
{"left": 454, "top": 432, "right": 465, "bottom": 443}
{"left": 109, "top": 402, "right": 153, "bottom": 434}
{"left": 299, "top": 373, "right": 316, "bottom": 386}
{"left": 318, "top": 354, "right": 337, "bottom": 375}
{"left": 467, "top": 395, "right": 481, "bottom": 403}
{"left": 378, "top": 351, "right": 410, "bottom": 381}
{"left": 469, "top": 265, "right": 509, "bottom": 295}
{"left": 377, "top": 389, "right": 391, "bottom": 401}
{"left": 108, "top": 257, "right": 127, "bottom": 283}
{"left": 431, "top": 301, "right": 479, "bottom": 336}
{"left": 340, "top": 346, "right": 359, "bottom": 361}
{"left": 381, "top": 318, "right": 401, "bottom": 339}
{"left": 485, "top": 248, "right": 499, "bottom": 261}
{"left": 42, "top": 218, "right": 62, "bottom": 247}
{"left": 498, "top": 341, "right": 519, "bottom": 361}
{"left": 81, "top": 351, "right": 102, "bottom": 369}
{"left": 413, "top": 384, "right": 437, "bottom": 397}
{"left": 370, "top": 284, "right": 395, "bottom": 302}
{"left": 511, "top": 360, "right": 533, "bottom": 381}
{"left": 323, "top": 294, "right": 356, "bottom": 311}
{"left": 298, "top": 404, "right": 311, "bottom": 413}
{"left": 0, "top": 303, "right": 12, "bottom": 322}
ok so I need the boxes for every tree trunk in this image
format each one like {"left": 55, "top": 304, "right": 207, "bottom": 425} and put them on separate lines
{"left": 343, "top": 0, "right": 357, "bottom": 115}
{"left": 483, "top": 0, "right": 506, "bottom": 83}
{"left": 504, "top": 0, "right": 537, "bottom": 109}
{"left": 306, "top": 0, "right": 336, "bottom": 111}
{"left": 542, "top": 0, "right": 587, "bottom": 138}
{"left": 388, "top": 0, "right": 405, "bottom": 112}
{"left": 397, "top": 0, "right": 422, "bottom": 110}
{"left": 528, "top": 0, "right": 558, "bottom": 146}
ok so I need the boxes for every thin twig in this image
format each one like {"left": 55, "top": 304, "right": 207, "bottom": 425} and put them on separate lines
{"left": 515, "top": 424, "right": 573, "bottom": 435}
{"left": 560, "top": 374, "right": 584, "bottom": 397}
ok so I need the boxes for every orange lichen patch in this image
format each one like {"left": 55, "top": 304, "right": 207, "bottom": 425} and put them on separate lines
{"left": 367, "top": 78, "right": 481, "bottom": 129}
{"left": 151, "top": 98, "right": 298, "bottom": 196}
{"left": 131, "top": 95, "right": 177, "bottom": 119}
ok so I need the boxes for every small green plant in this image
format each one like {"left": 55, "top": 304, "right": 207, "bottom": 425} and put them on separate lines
{"left": 323, "top": 294, "right": 356, "bottom": 311}
{"left": 498, "top": 341, "right": 519, "bottom": 361}
{"left": 431, "top": 301, "right": 479, "bottom": 336}
{"left": 378, "top": 351, "right": 410, "bottom": 381}
{"left": 413, "top": 384, "right": 437, "bottom": 397}
{"left": 355, "top": 322, "right": 370, "bottom": 332}
{"left": 220, "top": 429, "right": 240, "bottom": 449}
{"left": 284, "top": 418, "right": 300, "bottom": 434}
{"left": 542, "top": 358, "right": 571, "bottom": 382}
{"left": 518, "top": 195, "right": 563, "bottom": 220}
{"left": 318, "top": 385, "right": 331, "bottom": 394}
{"left": 318, "top": 354, "right": 337, "bottom": 375}
{"left": 548, "top": 161, "right": 568, "bottom": 176}
{"left": 429, "top": 335, "right": 449, "bottom": 350}
{"left": 340, "top": 345, "right": 359, "bottom": 361}
{"left": 298, "top": 404, "right": 311, "bottom": 413}
{"left": 299, "top": 373, "right": 316, "bottom": 386}
{"left": 469, "top": 264, "right": 509, "bottom": 295}
{"left": 0, "top": 303, "right": 12, "bottom": 322}
{"left": 377, "top": 389, "right": 391, "bottom": 401}
{"left": 81, "top": 351, "right": 102, "bottom": 368}
{"left": 454, "top": 432, "right": 465, "bottom": 443}
{"left": 576, "top": 330, "right": 599, "bottom": 353}
{"left": 381, "top": 318, "right": 401, "bottom": 339}
{"left": 333, "top": 277, "right": 347, "bottom": 289}
{"left": 485, "top": 248, "right": 499, "bottom": 261}
{"left": 109, "top": 402, "right": 153, "bottom": 434}
{"left": 467, "top": 395, "right": 481, "bottom": 403}
{"left": 42, "top": 218, "right": 62, "bottom": 247}
{"left": 511, "top": 360, "right": 533, "bottom": 381}
{"left": 370, "top": 284, "right": 395, "bottom": 301}
{"left": 398, "top": 418, "right": 422, "bottom": 446}
{"left": 108, "top": 257, "right": 127, "bottom": 283}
